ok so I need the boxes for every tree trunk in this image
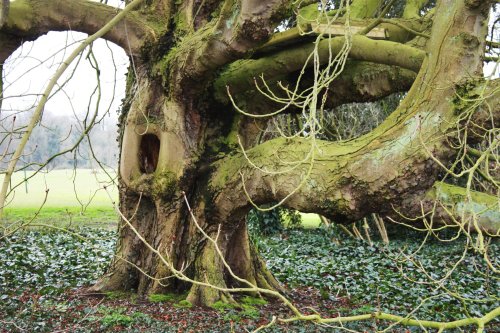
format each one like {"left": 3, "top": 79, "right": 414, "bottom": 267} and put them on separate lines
{"left": 91, "top": 66, "right": 282, "bottom": 305}
{"left": 2, "top": 0, "right": 497, "bottom": 306}
{"left": 93, "top": 0, "right": 497, "bottom": 305}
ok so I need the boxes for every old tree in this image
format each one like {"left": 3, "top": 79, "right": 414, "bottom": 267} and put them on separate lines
{"left": 1, "top": 0, "right": 499, "bottom": 311}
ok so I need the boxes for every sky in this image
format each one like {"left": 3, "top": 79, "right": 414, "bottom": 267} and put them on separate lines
{"left": 2, "top": 0, "right": 128, "bottom": 123}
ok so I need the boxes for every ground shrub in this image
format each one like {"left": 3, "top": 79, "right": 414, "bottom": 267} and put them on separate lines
{"left": 0, "top": 225, "right": 497, "bottom": 332}
{"left": 258, "top": 227, "right": 499, "bottom": 324}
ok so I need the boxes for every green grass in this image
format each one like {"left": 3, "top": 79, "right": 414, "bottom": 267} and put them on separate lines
{"left": 2, "top": 169, "right": 118, "bottom": 208}
{"left": 300, "top": 213, "right": 321, "bottom": 228}
{"left": 2, "top": 206, "right": 118, "bottom": 228}
{"left": 2, "top": 169, "right": 119, "bottom": 227}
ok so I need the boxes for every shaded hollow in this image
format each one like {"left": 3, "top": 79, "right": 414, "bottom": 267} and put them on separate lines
{"left": 139, "top": 134, "right": 160, "bottom": 174}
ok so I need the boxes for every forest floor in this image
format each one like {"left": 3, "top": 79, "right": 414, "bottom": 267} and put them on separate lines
{"left": 0, "top": 223, "right": 498, "bottom": 332}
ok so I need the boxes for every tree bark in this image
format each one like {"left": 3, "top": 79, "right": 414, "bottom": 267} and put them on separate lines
{"left": 1, "top": 0, "right": 497, "bottom": 306}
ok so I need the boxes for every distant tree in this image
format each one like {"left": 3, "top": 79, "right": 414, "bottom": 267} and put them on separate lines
{"left": 0, "top": 111, "right": 118, "bottom": 170}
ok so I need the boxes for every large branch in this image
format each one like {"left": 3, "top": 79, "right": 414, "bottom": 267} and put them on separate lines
{"left": 0, "top": 0, "right": 158, "bottom": 62}
{"left": 422, "top": 182, "right": 499, "bottom": 234}
{"left": 208, "top": 0, "right": 491, "bottom": 228}
{"left": 224, "top": 60, "right": 416, "bottom": 115}
{"left": 214, "top": 35, "right": 424, "bottom": 103}
{"left": 164, "top": 0, "right": 292, "bottom": 97}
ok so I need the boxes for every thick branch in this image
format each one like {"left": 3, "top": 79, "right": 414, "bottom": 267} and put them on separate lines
{"left": 0, "top": 0, "right": 158, "bottom": 61}
{"left": 423, "top": 182, "right": 499, "bottom": 234}
{"left": 214, "top": 35, "right": 424, "bottom": 102}
{"left": 209, "top": 0, "right": 490, "bottom": 228}
{"left": 225, "top": 61, "right": 416, "bottom": 113}
{"left": 259, "top": 17, "right": 430, "bottom": 54}
{"left": 164, "top": 0, "right": 291, "bottom": 96}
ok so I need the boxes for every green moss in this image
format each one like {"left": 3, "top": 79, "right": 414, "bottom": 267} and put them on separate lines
{"left": 297, "top": 3, "right": 319, "bottom": 31}
{"left": 350, "top": 0, "right": 384, "bottom": 19}
{"left": 211, "top": 300, "right": 236, "bottom": 312}
{"left": 154, "top": 20, "right": 215, "bottom": 72}
{"left": 241, "top": 296, "right": 267, "bottom": 306}
{"left": 458, "top": 32, "right": 480, "bottom": 49}
{"left": 320, "top": 197, "right": 351, "bottom": 217}
{"left": 241, "top": 304, "right": 260, "bottom": 319}
{"left": 101, "top": 313, "right": 134, "bottom": 327}
{"left": 452, "top": 79, "right": 482, "bottom": 115}
{"left": 173, "top": 300, "right": 193, "bottom": 308}
{"left": 211, "top": 300, "right": 260, "bottom": 319}
{"left": 104, "top": 291, "right": 132, "bottom": 300}
{"left": 174, "top": 10, "right": 190, "bottom": 36}
{"left": 226, "top": 115, "right": 240, "bottom": 148}
{"left": 152, "top": 170, "right": 177, "bottom": 198}
{"left": 148, "top": 293, "right": 175, "bottom": 303}
{"left": 427, "top": 182, "right": 500, "bottom": 233}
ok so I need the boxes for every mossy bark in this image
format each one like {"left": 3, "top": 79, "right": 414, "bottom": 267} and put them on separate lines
{"left": 350, "top": 0, "right": 385, "bottom": 19}
{"left": 93, "top": 61, "right": 280, "bottom": 305}
{"left": 424, "top": 182, "right": 500, "bottom": 234}
{"left": 2, "top": 0, "right": 497, "bottom": 306}
{"left": 210, "top": 0, "right": 493, "bottom": 228}
{"left": 66, "top": 0, "right": 500, "bottom": 305}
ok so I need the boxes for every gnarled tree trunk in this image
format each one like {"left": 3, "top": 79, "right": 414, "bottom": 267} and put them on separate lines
{"left": 1, "top": 0, "right": 498, "bottom": 305}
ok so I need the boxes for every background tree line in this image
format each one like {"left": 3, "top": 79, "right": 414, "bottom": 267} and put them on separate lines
{"left": 0, "top": 110, "right": 119, "bottom": 170}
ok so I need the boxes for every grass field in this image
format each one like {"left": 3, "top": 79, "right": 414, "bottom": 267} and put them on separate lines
{"left": 2, "top": 169, "right": 119, "bottom": 226}
{"left": 3, "top": 169, "right": 118, "bottom": 208}
{"left": 1, "top": 168, "right": 321, "bottom": 228}
{"left": 300, "top": 213, "right": 321, "bottom": 228}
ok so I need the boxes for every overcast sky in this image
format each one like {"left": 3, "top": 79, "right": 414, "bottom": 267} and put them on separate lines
{"left": 2, "top": 0, "right": 127, "bottom": 123}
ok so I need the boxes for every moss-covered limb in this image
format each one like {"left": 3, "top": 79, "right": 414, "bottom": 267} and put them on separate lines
{"left": 164, "top": 0, "right": 293, "bottom": 97}
{"left": 210, "top": 0, "right": 490, "bottom": 226}
{"left": 403, "top": 0, "right": 430, "bottom": 19}
{"left": 350, "top": 0, "right": 385, "bottom": 19}
{"left": 214, "top": 35, "right": 424, "bottom": 102}
{"left": 423, "top": 182, "right": 499, "bottom": 234}
{"left": 259, "top": 16, "right": 430, "bottom": 55}
{"left": 223, "top": 60, "right": 416, "bottom": 113}
{"left": 1, "top": 0, "right": 159, "bottom": 57}
{"left": 298, "top": 61, "right": 416, "bottom": 108}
